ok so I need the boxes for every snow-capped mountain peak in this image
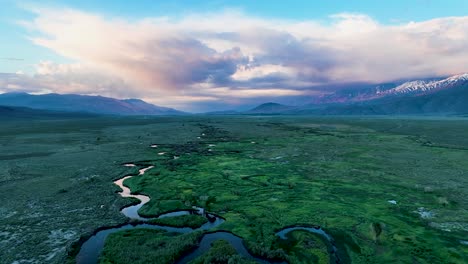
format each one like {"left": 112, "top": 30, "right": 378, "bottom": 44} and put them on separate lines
{"left": 384, "top": 73, "right": 468, "bottom": 96}
{"left": 392, "top": 80, "right": 431, "bottom": 93}
{"left": 445, "top": 73, "right": 468, "bottom": 82}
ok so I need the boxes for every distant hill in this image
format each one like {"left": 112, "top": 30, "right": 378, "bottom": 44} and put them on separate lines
{"left": 0, "top": 105, "right": 96, "bottom": 119}
{"left": 245, "top": 102, "right": 296, "bottom": 114}
{"left": 0, "top": 93, "right": 185, "bottom": 115}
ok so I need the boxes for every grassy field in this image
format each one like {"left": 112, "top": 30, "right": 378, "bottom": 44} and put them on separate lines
{"left": 189, "top": 239, "right": 257, "bottom": 264}
{"left": 100, "top": 229, "right": 203, "bottom": 264}
{"left": 149, "top": 214, "right": 208, "bottom": 228}
{"left": 1, "top": 115, "right": 467, "bottom": 263}
{"left": 0, "top": 116, "right": 203, "bottom": 263}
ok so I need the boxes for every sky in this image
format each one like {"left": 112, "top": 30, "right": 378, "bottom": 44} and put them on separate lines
{"left": 1, "top": 0, "right": 468, "bottom": 112}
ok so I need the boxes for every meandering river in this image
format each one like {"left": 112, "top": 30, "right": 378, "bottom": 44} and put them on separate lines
{"left": 76, "top": 147, "right": 340, "bottom": 263}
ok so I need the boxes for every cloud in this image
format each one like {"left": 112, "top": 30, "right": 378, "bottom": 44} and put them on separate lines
{"left": 3, "top": 8, "right": 468, "bottom": 111}
{"left": 0, "top": 62, "right": 133, "bottom": 97}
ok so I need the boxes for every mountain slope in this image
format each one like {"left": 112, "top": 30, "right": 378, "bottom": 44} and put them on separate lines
{"left": 245, "top": 102, "right": 296, "bottom": 114}
{"left": 381, "top": 73, "right": 468, "bottom": 96}
{"left": 308, "top": 82, "right": 468, "bottom": 115}
{"left": 0, "top": 93, "right": 184, "bottom": 115}
{"left": 311, "top": 83, "right": 397, "bottom": 104}
{"left": 309, "top": 74, "right": 468, "bottom": 104}
{"left": 0, "top": 105, "right": 96, "bottom": 119}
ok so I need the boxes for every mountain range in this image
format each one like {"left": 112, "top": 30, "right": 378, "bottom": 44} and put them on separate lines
{"left": 1, "top": 73, "right": 467, "bottom": 116}
{"left": 0, "top": 93, "right": 184, "bottom": 115}
{"left": 243, "top": 73, "right": 468, "bottom": 115}
{"left": 310, "top": 74, "right": 468, "bottom": 104}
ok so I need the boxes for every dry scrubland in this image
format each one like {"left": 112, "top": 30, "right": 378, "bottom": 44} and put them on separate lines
{"left": 0, "top": 115, "right": 467, "bottom": 263}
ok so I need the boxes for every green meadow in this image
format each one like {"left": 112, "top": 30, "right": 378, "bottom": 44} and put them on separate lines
{"left": 0, "top": 115, "right": 467, "bottom": 263}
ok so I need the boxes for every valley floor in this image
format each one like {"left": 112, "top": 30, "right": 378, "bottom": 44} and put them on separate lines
{"left": 0, "top": 115, "right": 467, "bottom": 263}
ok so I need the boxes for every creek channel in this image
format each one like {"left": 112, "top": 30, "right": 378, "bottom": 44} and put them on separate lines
{"left": 76, "top": 148, "right": 340, "bottom": 263}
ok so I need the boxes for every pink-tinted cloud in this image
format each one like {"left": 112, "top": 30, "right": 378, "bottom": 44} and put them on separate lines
{"left": 3, "top": 8, "right": 468, "bottom": 111}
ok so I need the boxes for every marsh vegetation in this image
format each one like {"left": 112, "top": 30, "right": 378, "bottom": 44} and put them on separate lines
{"left": 1, "top": 115, "right": 467, "bottom": 263}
